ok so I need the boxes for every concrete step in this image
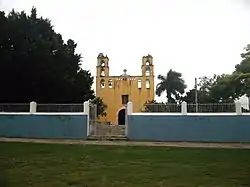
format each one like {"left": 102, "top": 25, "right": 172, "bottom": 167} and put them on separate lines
{"left": 87, "top": 135, "right": 128, "bottom": 141}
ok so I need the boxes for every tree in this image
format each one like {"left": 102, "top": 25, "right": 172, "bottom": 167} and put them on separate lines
{"left": 182, "top": 75, "right": 217, "bottom": 103}
{"left": 208, "top": 44, "right": 250, "bottom": 103}
{"left": 0, "top": 8, "right": 106, "bottom": 116}
{"left": 208, "top": 74, "right": 243, "bottom": 102}
{"left": 91, "top": 97, "right": 107, "bottom": 118}
{"left": 182, "top": 44, "right": 250, "bottom": 106}
{"left": 235, "top": 44, "right": 250, "bottom": 74}
{"left": 182, "top": 73, "right": 244, "bottom": 104}
{"left": 156, "top": 69, "right": 187, "bottom": 103}
{"left": 234, "top": 44, "right": 250, "bottom": 97}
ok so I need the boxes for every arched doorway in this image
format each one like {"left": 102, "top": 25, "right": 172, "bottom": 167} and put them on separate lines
{"left": 118, "top": 108, "right": 125, "bottom": 125}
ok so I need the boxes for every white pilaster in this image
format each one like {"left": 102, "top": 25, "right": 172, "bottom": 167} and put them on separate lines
{"left": 29, "top": 101, "right": 37, "bottom": 114}
{"left": 181, "top": 101, "right": 187, "bottom": 115}
{"left": 235, "top": 101, "right": 242, "bottom": 115}
{"left": 84, "top": 101, "right": 90, "bottom": 136}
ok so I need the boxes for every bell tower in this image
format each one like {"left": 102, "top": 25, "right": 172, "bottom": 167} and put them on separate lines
{"left": 96, "top": 53, "right": 110, "bottom": 93}
{"left": 142, "top": 54, "right": 154, "bottom": 77}
{"left": 96, "top": 53, "right": 109, "bottom": 77}
{"left": 141, "top": 54, "right": 154, "bottom": 101}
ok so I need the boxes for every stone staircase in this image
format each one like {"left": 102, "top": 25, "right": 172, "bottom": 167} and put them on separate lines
{"left": 88, "top": 123, "right": 127, "bottom": 141}
{"left": 87, "top": 135, "right": 128, "bottom": 141}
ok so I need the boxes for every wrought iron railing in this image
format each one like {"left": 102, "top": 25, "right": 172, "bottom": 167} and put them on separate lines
{"left": 0, "top": 103, "right": 30, "bottom": 112}
{"left": 143, "top": 103, "right": 249, "bottom": 113}
{"left": 36, "top": 104, "right": 84, "bottom": 112}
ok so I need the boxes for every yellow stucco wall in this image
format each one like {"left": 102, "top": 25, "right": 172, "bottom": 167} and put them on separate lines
{"left": 96, "top": 53, "right": 155, "bottom": 125}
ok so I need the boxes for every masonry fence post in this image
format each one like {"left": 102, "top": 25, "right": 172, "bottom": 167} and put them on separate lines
{"left": 84, "top": 101, "right": 90, "bottom": 136}
{"left": 29, "top": 101, "right": 37, "bottom": 114}
{"left": 126, "top": 102, "right": 133, "bottom": 137}
{"left": 235, "top": 101, "right": 242, "bottom": 115}
{"left": 181, "top": 101, "right": 187, "bottom": 115}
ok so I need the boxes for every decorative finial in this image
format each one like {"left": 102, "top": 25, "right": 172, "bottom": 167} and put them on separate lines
{"left": 123, "top": 69, "right": 127, "bottom": 74}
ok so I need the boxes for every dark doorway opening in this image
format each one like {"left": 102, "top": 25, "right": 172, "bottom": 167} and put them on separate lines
{"left": 118, "top": 108, "right": 125, "bottom": 125}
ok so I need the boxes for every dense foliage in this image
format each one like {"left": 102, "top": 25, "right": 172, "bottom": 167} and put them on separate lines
{"left": 155, "top": 45, "right": 250, "bottom": 105}
{"left": 156, "top": 70, "right": 186, "bottom": 103}
{"left": 0, "top": 8, "right": 106, "bottom": 116}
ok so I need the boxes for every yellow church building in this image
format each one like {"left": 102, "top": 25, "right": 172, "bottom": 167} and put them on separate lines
{"left": 95, "top": 53, "right": 155, "bottom": 125}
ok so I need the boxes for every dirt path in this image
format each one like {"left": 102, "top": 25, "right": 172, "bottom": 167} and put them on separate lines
{"left": 1, "top": 137, "right": 250, "bottom": 149}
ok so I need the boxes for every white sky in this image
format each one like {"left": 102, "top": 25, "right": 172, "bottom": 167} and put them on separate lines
{"left": 1, "top": 0, "right": 250, "bottom": 102}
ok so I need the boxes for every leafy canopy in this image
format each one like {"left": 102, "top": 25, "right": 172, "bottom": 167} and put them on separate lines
{"left": 156, "top": 69, "right": 187, "bottom": 103}
{"left": 182, "top": 44, "right": 250, "bottom": 104}
{"left": 0, "top": 7, "right": 106, "bottom": 116}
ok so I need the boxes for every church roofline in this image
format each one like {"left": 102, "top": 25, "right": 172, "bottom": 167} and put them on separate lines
{"left": 96, "top": 75, "right": 154, "bottom": 78}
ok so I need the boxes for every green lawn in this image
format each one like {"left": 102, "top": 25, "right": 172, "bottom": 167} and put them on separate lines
{"left": 0, "top": 142, "right": 250, "bottom": 187}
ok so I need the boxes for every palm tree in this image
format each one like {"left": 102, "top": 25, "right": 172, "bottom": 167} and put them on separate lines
{"left": 156, "top": 69, "right": 187, "bottom": 103}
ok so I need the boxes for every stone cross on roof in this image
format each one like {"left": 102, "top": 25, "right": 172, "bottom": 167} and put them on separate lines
{"left": 123, "top": 69, "right": 127, "bottom": 74}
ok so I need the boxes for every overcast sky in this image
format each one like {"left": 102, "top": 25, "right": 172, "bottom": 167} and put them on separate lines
{"left": 1, "top": 0, "right": 250, "bottom": 101}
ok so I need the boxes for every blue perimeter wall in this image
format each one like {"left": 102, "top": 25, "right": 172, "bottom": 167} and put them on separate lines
{"left": 127, "top": 114, "right": 250, "bottom": 142}
{"left": 0, "top": 114, "right": 88, "bottom": 139}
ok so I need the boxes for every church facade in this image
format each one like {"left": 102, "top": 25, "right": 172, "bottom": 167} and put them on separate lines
{"left": 95, "top": 53, "right": 155, "bottom": 125}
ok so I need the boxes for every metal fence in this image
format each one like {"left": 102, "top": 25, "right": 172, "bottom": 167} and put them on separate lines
{"left": 0, "top": 103, "right": 30, "bottom": 112}
{"left": 144, "top": 103, "right": 181, "bottom": 113}
{"left": 143, "top": 103, "right": 250, "bottom": 113}
{"left": 89, "top": 103, "right": 97, "bottom": 121}
{"left": 1, "top": 102, "right": 249, "bottom": 114}
{"left": 0, "top": 103, "right": 99, "bottom": 114}
{"left": 187, "top": 103, "right": 236, "bottom": 113}
{"left": 0, "top": 103, "right": 85, "bottom": 113}
{"left": 36, "top": 104, "right": 84, "bottom": 112}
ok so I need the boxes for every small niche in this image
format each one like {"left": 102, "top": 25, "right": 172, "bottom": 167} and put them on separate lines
{"left": 138, "top": 79, "right": 142, "bottom": 89}
{"left": 108, "top": 79, "right": 113, "bottom": 88}
{"left": 100, "top": 79, "right": 105, "bottom": 88}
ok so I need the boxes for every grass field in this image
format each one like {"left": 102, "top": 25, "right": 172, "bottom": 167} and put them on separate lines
{"left": 0, "top": 142, "right": 250, "bottom": 187}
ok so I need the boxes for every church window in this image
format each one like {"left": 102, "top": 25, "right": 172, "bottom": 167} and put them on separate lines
{"left": 138, "top": 79, "right": 142, "bottom": 89}
{"left": 100, "top": 79, "right": 105, "bottom": 88}
{"left": 145, "top": 64, "right": 150, "bottom": 76}
{"left": 122, "top": 95, "right": 129, "bottom": 104}
{"left": 100, "top": 69, "right": 105, "bottom": 77}
{"left": 146, "top": 79, "right": 150, "bottom": 89}
{"left": 101, "top": 60, "right": 105, "bottom": 67}
{"left": 108, "top": 79, "right": 113, "bottom": 88}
